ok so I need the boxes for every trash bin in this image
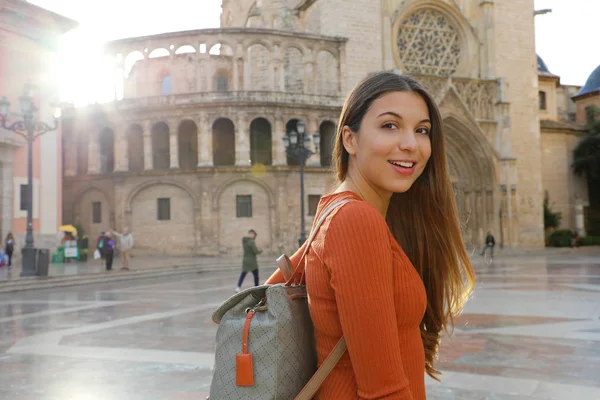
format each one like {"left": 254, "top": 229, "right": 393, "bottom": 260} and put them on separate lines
{"left": 36, "top": 249, "right": 50, "bottom": 277}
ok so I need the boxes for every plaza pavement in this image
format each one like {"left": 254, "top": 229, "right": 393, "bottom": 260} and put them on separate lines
{"left": 0, "top": 248, "right": 597, "bottom": 398}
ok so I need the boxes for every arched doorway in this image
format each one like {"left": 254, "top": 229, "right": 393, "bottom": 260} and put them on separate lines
{"left": 286, "top": 119, "right": 304, "bottom": 166}
{"left": 443, "top": 116, "right": 496, "bottom": 248}
{"left": 250, "top": 117, "right": 272, "bottom": 166}
{"left": 152, "top": 122, "right": 170, "bottom": 170}
{"left": 98, "top": 128, "right": 114, "bottom": 173}
{"left": 178, "top": 120, "right": 198, "bottom": 169}
{"left": 126, "top": 124, "right": 144, "bottom": 171}
{"left": 213, "top": 118, "right": 235, "bottom": 166}
{"left": 319, "top": 121, "right": 336, "bottom": 167}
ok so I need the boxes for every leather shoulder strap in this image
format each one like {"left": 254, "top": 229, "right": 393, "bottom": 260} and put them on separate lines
{"left": 296, "top": 198, "right": 354, "bottom": 269}
{"left": 294, "top": 337, "right": 347, "bottom": 400}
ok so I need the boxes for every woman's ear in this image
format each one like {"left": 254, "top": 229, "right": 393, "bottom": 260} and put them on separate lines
{"left": 342, "top": 126, "right": 357, "bottom": 156}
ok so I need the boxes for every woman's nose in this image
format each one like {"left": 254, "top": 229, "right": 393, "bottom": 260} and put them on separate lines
{"left": 398, "top": 131, "right": 418, "bottom": 152}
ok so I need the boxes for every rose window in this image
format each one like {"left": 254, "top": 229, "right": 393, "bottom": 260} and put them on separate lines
{"left": 396, "top": 9, "right": 461, "bottom": 77}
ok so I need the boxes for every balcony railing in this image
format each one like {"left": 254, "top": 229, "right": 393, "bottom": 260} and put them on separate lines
{"left": 114, "top": 91, "right": 344, "bottom": 109}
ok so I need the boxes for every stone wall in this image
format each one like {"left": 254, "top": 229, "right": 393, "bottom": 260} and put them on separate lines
{"left": 493, "top": 0, "right": 544, "bottom": 247}
{"left": 541, "top": 130, "right": 589, "bottom": 231}
{"left": 64, "top": 168, "right": 335, "bottom": 257}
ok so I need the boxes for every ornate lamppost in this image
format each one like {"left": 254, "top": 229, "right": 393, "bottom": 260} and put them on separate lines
{"left": 283, "top": 121, "right": 320, "bottom": 248}
{"left": 0, "top": 84, "right": 60, "bottom": 276}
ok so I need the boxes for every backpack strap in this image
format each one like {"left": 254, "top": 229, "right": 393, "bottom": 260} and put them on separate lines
{"left": 291, "top": 198, "right": 355, "bottom": 399}
{"left": 286, "top": 198, "right": 354, "bottom": 285}
{"left": 294, "top": 337, "right": 347, "bottom": 400}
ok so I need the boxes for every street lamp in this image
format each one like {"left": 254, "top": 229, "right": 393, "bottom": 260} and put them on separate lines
{"left": 283, "top": 120, "right": 320, "bottom": 248}
{"left": 0, "top": 84, "right": 60, "bottom": 276}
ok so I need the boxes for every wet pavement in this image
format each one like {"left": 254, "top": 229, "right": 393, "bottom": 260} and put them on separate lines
{"left": 0, "top": 252, "right": 598, "bottom": 399}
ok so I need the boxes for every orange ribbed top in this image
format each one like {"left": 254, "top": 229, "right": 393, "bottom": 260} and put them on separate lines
{"left": 267, "top": 191, "right": 427, "bottom": 400}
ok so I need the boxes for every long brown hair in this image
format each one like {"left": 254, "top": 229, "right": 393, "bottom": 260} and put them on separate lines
{"left": 332, "top": 72, "right": 475, "bottom": 379}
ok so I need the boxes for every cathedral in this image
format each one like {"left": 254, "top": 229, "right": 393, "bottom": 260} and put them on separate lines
{"left": 60, "top": 0, "right": 593, "bottom": 256}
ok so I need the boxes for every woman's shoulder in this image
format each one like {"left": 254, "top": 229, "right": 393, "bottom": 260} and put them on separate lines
{"left": 319, "top": 192, "right": 388, "bottom": 234}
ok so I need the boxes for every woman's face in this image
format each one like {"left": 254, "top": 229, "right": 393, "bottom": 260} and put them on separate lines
{"left": 344, "top": 90, "right": 432, "bottom": 196}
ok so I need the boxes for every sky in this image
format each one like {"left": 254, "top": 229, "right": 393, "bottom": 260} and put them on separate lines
{"left": 27, "top": 0, "right": 599, "bottom": 105}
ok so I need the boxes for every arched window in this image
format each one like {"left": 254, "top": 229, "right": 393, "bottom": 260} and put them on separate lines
{"left": 161, "top": 76, "right": 172, "bottom": 96}
{"left": 99, "top": 128, "right": 114, "bottom": 173}
{"left": 216, "top": 74, "right": 229, "bottom": 92}
{"left": 126, "top": 124, "right": 144, "bottom": 171}
{"left": 250, "top": 118, "right": 272, "bottom": 165}
{"left": 151, "top": 122, "right": 170, "bottom": 170}
{"left": 178, "top": 120, "right": 198, "bottom": 169}
{"left": 319, "top": 121, "right": 336, "bottom": 167}
{"left": 213, "top": 118, "right": 235, "bottom": 166}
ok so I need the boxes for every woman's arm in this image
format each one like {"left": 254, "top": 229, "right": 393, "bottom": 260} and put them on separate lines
{"left": 324, "top": 203, "right": 414, "bottom": 400}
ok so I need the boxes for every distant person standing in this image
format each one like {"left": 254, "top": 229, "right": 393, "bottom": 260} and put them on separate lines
{"left": 481, "top": 231, "right": 496, "bottom": 260}
{"left": 4, "top": 233, "right": 14, "bottom": 267}
{"left": 236, "top": 229, "right": 262, "bottom": 293}
{"left": 111, "top": 227, "right": 134, "bottom": 271}
{"left": 96, "top": 232, "right": 106, "bottom": 260}
{"left": 102, "top": 231, "right": 116, "bottom": 271}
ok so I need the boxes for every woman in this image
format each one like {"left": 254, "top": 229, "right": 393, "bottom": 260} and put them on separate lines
{"left": 4, "top": 233, "right": 14, "bottom": 267}
{"left": 266, "top": 72, "right": 475, "bottom": 399}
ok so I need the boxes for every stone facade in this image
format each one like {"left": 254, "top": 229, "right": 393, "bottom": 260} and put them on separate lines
{"left": 61, "top": 0, "right": 573, "bottom": 254}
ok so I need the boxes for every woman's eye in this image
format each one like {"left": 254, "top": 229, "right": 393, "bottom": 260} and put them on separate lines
{"left": 416, "top": 127, "right": 430, "bottom": 135}
{"left": 382, "top": 122, "right": 397, "bottom": 129}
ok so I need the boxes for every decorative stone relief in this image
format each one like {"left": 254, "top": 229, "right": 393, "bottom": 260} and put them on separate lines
{"left": 397, "top": 9, "right": 461, "bottom": 77}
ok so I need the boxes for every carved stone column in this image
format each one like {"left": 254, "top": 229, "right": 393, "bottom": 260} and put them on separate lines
{"left": 273, "top": 115, "right": 286, "bottom": 166}
{"left": 233, "top": 57, "right": 240, "bottom": 91}
{"left": 169, "top": 119, "right": 179, "bottom": 169}
{"left": 236, "top": 114, "right": 251, "bottom": 166}
{"left": 198, "top": 114, "right": 213, "bottom": 167}
{"left": 143, "top": 121, "right": 153, "bottom": 170}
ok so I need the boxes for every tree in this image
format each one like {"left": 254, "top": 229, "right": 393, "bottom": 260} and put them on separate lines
{"left": 543, "top": 191, "right": 562, "bottom": 230}
{"left": 572, "top": 105, "right": 600, "bottom": 180}
{"left": 572, "top": 105, "right": 600, "bottom": 235}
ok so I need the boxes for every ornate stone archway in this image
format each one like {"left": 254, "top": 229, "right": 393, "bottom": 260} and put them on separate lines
{"left": 443, "top": 116, "right": 497, "bottom": 247}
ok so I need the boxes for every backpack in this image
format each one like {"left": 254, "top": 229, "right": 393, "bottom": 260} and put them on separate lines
{"left": 98, "top": 237, "right": 111, "bottom": 255}
{"left": 209, "top": 199, "right": 353, "bottom": 399}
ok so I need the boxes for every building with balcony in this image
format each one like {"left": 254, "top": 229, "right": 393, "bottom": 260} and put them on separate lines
{"left": 62, "top": 0, "right": 558, "bottom": 255}
{"left": 0, "top": 0, "right": 77, "bottom": 250}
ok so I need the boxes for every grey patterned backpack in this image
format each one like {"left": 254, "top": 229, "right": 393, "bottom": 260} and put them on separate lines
{"left": 209, "top": 200, "right": 352, "bottom": 399}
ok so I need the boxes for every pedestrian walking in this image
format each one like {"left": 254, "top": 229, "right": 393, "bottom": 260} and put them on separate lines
{"left": 264, "top": 73, "right": 475, "bottom": 399}
{"left": 235, "top": 229, "right": 262, "bottom": 292}
{"left": 4, "top": 233, "right": 14, "bottom": 267}
{"left": 481, "top": 231, "right": 496, "bottom": 260}
{"left": 111, "top": 227, "right": 134, "bottom": 271}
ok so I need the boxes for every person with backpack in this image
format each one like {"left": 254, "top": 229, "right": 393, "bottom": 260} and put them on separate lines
{"left": 481, "top": 231, "right": 496, "bottom": 260}
{"left": 4, "top": 233, "right": 14, "bottom": 267}
{"left": 100, "top": 231, "right": 115, "bottom": 271}
{"left": 241, "top": 73, "right": 475, "bottom": 399}
{"left": 96, "top": 232, "right": 106, "bottom": 261}
{"left": 235, "top": 229, "right": 262, "bottom": 293}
